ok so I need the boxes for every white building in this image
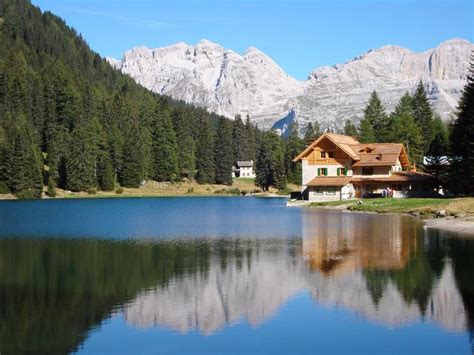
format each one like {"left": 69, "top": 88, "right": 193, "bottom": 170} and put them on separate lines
{"left": 232, "top": 161, "right": 255, "bottom": 179}
{"left": 293, "top": 133, "right": 436, "bottom": 202}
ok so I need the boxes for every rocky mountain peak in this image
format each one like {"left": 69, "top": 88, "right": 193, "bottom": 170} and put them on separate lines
{"left": 109, "top": 38, "right": 473, "bottom": 131}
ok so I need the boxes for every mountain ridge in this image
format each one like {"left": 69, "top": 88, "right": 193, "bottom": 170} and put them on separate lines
{"left": 109, "top": 38, "right": 473, "bottom": 131}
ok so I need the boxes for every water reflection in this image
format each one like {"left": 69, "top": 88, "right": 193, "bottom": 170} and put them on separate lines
{"left": 0, "top": 206, "right": 472, "bottom": 353}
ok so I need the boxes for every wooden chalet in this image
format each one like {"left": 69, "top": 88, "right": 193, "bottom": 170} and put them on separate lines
{"left": 293, "top": 133, "right": 437, "bottom": 202}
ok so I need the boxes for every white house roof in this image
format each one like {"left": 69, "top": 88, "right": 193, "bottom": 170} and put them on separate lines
{"left": 236, "top": 161, "right": 253, "bottom": 168}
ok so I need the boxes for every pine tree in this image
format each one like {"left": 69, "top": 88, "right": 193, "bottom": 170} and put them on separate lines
{"left": 66, "top": 122, "right": 96, "bottom": 192}
{"left": 244, "top": 115, "right": 257, "bottom": 162}
{"left": 424, "top": 115, "right": 449, "bottom": 182}
{"left": 284, "top": 122, "right": 305, "bottom": 184}
{"left": 304, "top": 121, "right": 321, "bottom": 143}
{"left": 172, "top": 108, "right": 196, "bottom": 180}
{"left": 214, "top": 117, "right": 233, "bottom": 185}
{"left": 151, "top": 108, "right": 178, "bottom": 182}
{"left": 6, "top": 115, "right": 43, "bottom": 199}
{"left": 387, "top": 94, "right": 424, "bottom": 164}
{"left": 449, "top": 60, "right": 474, "bottom": 195}
{"left": 412, "top": 81, "right": 434, "bottom": 153}
{"left": 343, "top": 119, "right": 358, "bottom": 138}
{"left": 256, "top": 131, "right": 286, "bottom": 191}
{"left": 360, "top": 91, "right": 387, "bottom": 141}
{"left": 195, "top": 114, "right": 215, "bottom": 184}
{"left": 232, "top": 115, "right": 246, "bottom": 162}
{"left": 119, "top": 118, "right": 148, "bottom": 188}
{"left": 358, "top": 119, "right": 376, "bottom": 143}
{"left": 0, "top": 125, "right": 10, "bottom": 193}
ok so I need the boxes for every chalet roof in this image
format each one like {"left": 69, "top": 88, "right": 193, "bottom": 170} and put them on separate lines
{"left": 306, "top": 176, "right": 353, "bottom": 187}
{"left": 351, "top": 143, "right": 405, "bottom": 167}
{"left": 293, "top": 133, "right": 411, "bottom": 168}
{"left": 293, "top": 133, "right": 359, "bottom": 162}
{"left": 236, "top": 161, "right": 253, "bottom": 168}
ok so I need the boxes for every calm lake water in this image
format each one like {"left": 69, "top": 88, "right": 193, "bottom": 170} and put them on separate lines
{"left": 0, "top": 197, "right": 472, "bottom": 354}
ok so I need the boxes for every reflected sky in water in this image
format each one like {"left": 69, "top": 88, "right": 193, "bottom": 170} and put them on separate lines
{"left": 0, "top": 197, "right": 472, "bottom": 354}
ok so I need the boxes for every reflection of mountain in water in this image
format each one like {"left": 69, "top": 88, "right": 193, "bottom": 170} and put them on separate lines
{"left": 125, "top": 240, "right": 305, "bottom": 334}
{"left": 125, "top": 212, "right": 469, "bottom": 334}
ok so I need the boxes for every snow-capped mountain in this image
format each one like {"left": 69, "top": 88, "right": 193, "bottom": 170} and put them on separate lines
{"left": 109, "top": 38, "right": 473, "bottom": 131}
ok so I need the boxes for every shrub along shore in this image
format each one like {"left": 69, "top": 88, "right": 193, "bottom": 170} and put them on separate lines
{"left": 308, "top": 197, "right": 474, "bottom": 236}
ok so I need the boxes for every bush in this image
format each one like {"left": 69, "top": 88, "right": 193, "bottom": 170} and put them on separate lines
{"left": 187, "top": 187, "right": 194, "bottom": 194}
{"left": 16, "top": 188, "right": 42, "bottom": 200}
{"left": 87, "top": 188, "right": 97, "bottom": 195}
{"left": 214, "top": 188, "right": 241, "bottom": 195}
{"left": 47, "top": 178, "right": 56, "bottom": 197}
{"left": 227, "top": 188, "right": 241, "bottom": 195}
{"left": 0, "top": 181, "right": 9, "bottom": 194}
{"left": 115, "top": 187, "right": 124, "bottom": 194}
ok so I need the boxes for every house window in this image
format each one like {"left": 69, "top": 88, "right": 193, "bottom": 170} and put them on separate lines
{"left": 318, "top": 168, "right": 328, "bottom": 176}
{"left": 328, "top": 151, "right": 334, "bottom": 158}
{"left": 337, "top": 168, "right": 348, "bottom": 176}
{"left": 315, "top": 188, "right": 323, "bottom": 195}
{"left": 320, "top": 151, "right": 326, "bottom": 159}
{"left": 362, "top": 167, "right": 373, "bottom": 175}
{"left": 326, "top": 187, "right": 336, "bottom": 195}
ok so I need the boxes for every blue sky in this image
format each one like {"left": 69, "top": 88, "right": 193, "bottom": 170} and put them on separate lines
{"left": 33, "top": 0, "right": 473, "bottom": 80}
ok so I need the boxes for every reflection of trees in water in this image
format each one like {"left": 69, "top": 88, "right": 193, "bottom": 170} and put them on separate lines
{"left": 0, "top": 238, "right": 216, "bottom": 353}
{"left": 446, "top": 233, "right": 474, "bottom": 352}
{"left": 0, "top": 230, "right": 471, "bottom": 353}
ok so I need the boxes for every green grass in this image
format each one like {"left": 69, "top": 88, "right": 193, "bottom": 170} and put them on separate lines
{"left": 234, "top": 177, "right": 255, "bottom": 184}
{"left": 347, "top": 198, "right": 449, "bottom": 213}
{"left": 309, "top": 200, "right": 357, "bottom": 207}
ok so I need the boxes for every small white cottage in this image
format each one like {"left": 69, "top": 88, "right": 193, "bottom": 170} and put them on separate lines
{"left": 232, "top": 161, "right": 255, "bottom": 178}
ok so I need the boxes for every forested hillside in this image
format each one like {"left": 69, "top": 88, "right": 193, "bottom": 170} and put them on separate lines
{"left": 0, "top": 0, "right": 274, "bottom": 198}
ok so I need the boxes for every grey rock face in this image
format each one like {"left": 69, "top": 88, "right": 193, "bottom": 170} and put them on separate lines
{"left": 109, "top": 38, "right": 473, "bottom": 130}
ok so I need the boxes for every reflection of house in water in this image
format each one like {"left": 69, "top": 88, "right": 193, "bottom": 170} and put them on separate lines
{"left": 301, "top": 210, "right": 418, "bottom": 274}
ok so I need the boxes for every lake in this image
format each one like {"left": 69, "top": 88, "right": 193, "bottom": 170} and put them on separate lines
{"left": 0, "top": 197, "right": 472, "bottom": 354}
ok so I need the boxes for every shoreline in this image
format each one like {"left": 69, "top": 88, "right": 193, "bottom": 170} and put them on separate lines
{"left": 424, "top": 217, "right": 474, "bottom": 237}
{"left": 295, "top": 197, "right": 474, "bottom": 237}
{"left": 0, "top": 180, "right": 296, "bottom": 201}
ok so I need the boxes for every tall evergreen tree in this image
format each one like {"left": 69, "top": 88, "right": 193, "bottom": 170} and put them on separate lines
{"left": 172, "top": 108, "right": 196, "bottom": 180}
{"left": 256, "top": 131, "right": 286, "bottom": 191}
{"left": 412, "top": 81, "right": 434, "bottom": 153}
{"left": 425, "top": 115, "right": 450, "bottom": 182}
{"left": 343, "top": 119, "right": 358, "bottom": 138}
{"left": 151, "top": 108, "right": 178, "bottom": 182}
{"left": 449, "top": 60, "right": 474, "bottom": 195}
{"left": 66, "top": 121, "right": 97, "bottom": 192}
{"left": 5, "top": 114, "right": 43, "bottom": 198}
{"left": 119, "top": 118, "right": 148, "bottom": 188}
{"left": 195, "top": 114, "right": 215, "bottom": 184}
{"left": 360, "top": 91, "right": 388, "bottom": 141}
{"left": 284, "top": 122, "right": 305, "bottom": 184}
{"left": 244, "top": 115, "right": 257, "bottom": 162}
{"left": 232, "top": 115, "right": 246, "bottom": 162}
{"left": 387, "top": 93, "right": 424, "bottom": 165}
{"left": 0, "top": 126, "right": 9, "bottom": 193}
{"left": 304, "top": 121, "right": 321, "bottom": 143}
{"left": 358, "top": 119, "right": 376, "bottom": 143}
{"left": 214, "top": 117, "right": 233, "bottom": 185}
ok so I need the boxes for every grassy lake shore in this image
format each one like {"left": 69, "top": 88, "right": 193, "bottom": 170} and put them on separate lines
{"left": 0, "top": 179, "right": 297, "bottom": 200}
{"left": 307, "top": 197, "right": 474, "bottom": 236}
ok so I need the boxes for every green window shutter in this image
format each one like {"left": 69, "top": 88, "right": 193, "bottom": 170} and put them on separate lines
{"left": 344, "top": 168, "right": 348, "bottom": 176}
